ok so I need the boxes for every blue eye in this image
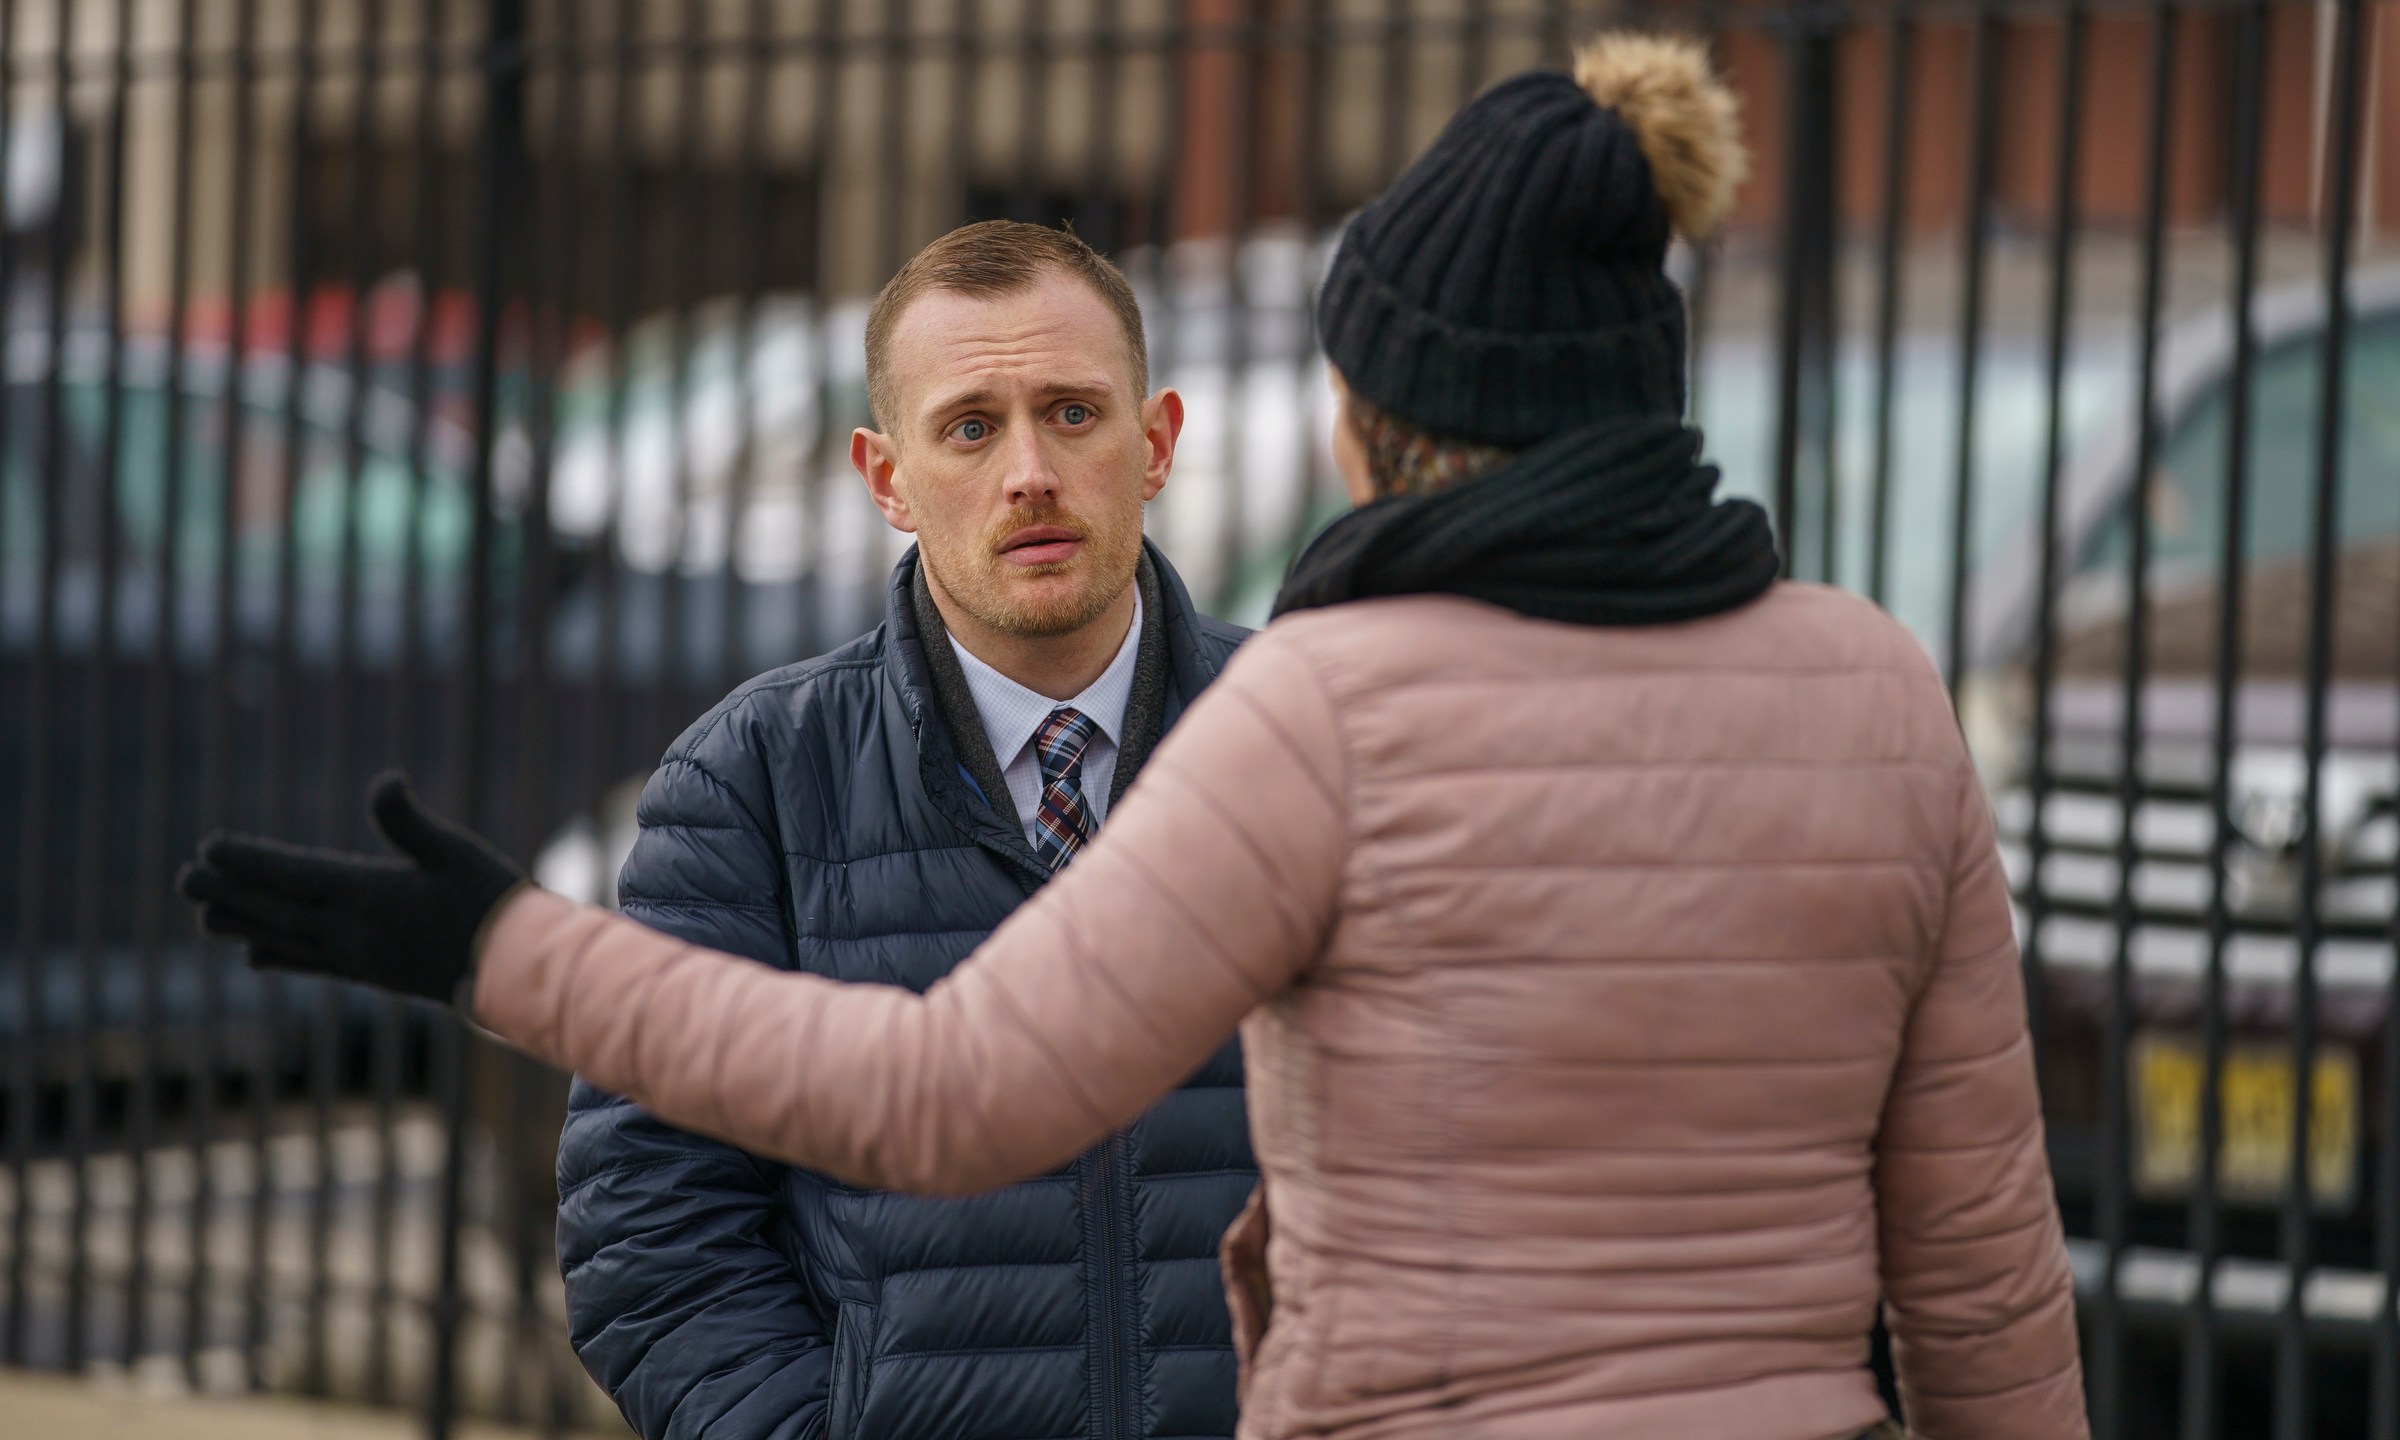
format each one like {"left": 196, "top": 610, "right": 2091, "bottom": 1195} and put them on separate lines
{"left": 1059, "top": 404, "right": 1090, "bottom": 426}
{"left": 957, "top": 419, "right": 989, "bottom": 443}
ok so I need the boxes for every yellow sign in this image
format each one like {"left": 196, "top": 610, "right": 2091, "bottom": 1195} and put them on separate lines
{"left": 2132, "top": 1034, "right": 2357, "bottom": 1210}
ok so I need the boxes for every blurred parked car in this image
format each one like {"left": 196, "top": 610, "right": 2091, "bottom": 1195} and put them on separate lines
{"left": 0, "top": 281, "right": 876, "bottom": 1148}
{"left": 0, "top": 291, "right": 483, "bottom": 1147}
{"left": 1975, "top": 265, "right": 2400, "bottom": 1409}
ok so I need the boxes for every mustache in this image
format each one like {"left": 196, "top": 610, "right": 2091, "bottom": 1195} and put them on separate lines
{"left": 983, "top": 503, "right": 1091, "bottom": 553}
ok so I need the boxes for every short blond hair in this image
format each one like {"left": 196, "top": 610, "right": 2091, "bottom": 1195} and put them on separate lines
{"left": 864, "top": 221, "right": 1149, "bottom": 431}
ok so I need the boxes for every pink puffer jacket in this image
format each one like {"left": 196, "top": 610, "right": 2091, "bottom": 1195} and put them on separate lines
{"left": 475, "top": 583, "right": 2086, "bottom": 1440}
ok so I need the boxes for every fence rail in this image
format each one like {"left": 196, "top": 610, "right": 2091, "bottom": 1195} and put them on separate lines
{"left": 0, "top": 1, "right": 2395, "bottom": 1437}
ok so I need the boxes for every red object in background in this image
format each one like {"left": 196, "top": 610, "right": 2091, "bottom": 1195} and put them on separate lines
{"left": 146, "top": 278, "right": 498, "bottom": 368}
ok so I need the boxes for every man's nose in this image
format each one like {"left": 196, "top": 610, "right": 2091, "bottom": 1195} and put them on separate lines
{"left": 999, "top": 423, "right": 1060, "bottom": 508}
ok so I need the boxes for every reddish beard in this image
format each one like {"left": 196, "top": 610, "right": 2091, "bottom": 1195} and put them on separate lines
{"left": 925, "top": 500, "right": 1143, "bottom": 638}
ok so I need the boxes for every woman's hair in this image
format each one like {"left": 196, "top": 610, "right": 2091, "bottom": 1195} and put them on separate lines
{"left": 1347, "top": 390, "right": 1515, "bottom": 500}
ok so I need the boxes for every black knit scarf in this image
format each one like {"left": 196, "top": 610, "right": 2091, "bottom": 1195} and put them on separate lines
{"left": 1270, "top": 414, "right": 1781, "bottom": 627}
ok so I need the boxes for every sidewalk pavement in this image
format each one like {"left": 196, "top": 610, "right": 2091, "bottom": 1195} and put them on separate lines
{"left": 0, "top": 1368, "right": 612, "bottom": 1440}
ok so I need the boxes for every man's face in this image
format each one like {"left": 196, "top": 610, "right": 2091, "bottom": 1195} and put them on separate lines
{"left": 852, "top": 271, "right": 1180, "bottom": 639}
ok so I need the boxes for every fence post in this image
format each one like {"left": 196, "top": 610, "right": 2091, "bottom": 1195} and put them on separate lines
{"left": 2279, "top": 4, "right": 2369, "bottom": 1435}
{"left": 426, "top": 0, "right": 528, "bottom": 1434}
{"left": 1770, "top": 3, "right": 1837, "bottom": 581}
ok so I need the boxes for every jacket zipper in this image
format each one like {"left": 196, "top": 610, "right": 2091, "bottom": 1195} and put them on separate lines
{"left": 1093, "top": 1131, "right": 1136, "bottom": 1440}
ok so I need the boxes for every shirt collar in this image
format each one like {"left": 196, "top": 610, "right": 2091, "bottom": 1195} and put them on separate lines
{"left": 947, "top": 587, "right": 1144, "bottom": 770}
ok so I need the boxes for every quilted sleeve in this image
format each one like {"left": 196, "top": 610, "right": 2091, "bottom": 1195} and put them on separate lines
{"left": 553, "top": 704, "right": 833, "bottom": 1440}
{"left": 479, "top": 624, "right": 1348, "bottom": 1197}
{"left": 1873, "top": 761, "right": 2089, "bottom": 1439}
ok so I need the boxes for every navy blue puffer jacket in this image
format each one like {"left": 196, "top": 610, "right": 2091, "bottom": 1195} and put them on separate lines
{"left": 555, "top": 543, "right": 1255, "bottom": 1440}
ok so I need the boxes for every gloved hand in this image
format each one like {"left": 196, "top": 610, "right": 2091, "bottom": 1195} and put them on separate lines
{"left": 177, "top": 771, "right": 528, "bottom": 1007}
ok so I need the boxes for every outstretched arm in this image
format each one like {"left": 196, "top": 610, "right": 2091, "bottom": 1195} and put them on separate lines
{"left": 479, "top": 631, "right": 1346, "bottom": 1193}
{"left": 184, "top": 628, "right": 1349, "bottom": 1197}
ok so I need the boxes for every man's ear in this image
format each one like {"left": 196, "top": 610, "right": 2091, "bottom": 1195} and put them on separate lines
{"left": 1139, "top": 388, "right": 1184, "bottom": 503}
{"left": 852, "top": 427, "right": 915, "bottom": 533}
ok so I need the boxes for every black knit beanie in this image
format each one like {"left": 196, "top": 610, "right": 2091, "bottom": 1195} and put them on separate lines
{"left": 1316, "top": 37, "right": 1746, "bottom": 450}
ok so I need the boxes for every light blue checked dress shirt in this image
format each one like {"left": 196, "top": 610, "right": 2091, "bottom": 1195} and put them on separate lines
{"left": 947, "top": 588, "right": 1143, "bottom": 848}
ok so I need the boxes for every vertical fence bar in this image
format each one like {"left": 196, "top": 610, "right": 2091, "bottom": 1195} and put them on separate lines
{"left": 1700, "top": 0, "right": 1744, "bottom": 401}
{"left": 949, "top": 0, "right": 978, "bottom": 230}
{"left": 2017, "top": 0, "right": 2085, "bottom": 1397}
{"left": 2380, "top": 546, "right": 2400, "bottom": 1440}
{"left": 878, "top": 0, "right": 909, "bottom": 279}
{"left": 1943, "top": 0, "right": 1999, "bottom": 699}
{"left": 2276, "top": 2, "right": 2368, "bottom": 1435}
{"left": 366, "top": 0, "right": 450, "bottom": 1403}
{"left": 1539, "top": 0, "right": 1568, "bottom": 61}
{"left": 520, "top": 10, "right": 598, "bottom": 1426}
{"left": 707, "top": 0, "right": 769, "bottom": 706}
{"left": 0, "top": 0, "right": 11, "bottom": 1359}
{"left": 2188, "top": 5, "right": 2273, "bottom": 1433}
{"left": 643, "top": 1, "right": 702, "bottom": 769}
{"left": 499, "top": 9, "right": 577, "bottom": 1422}
{"left": 1682, "top": 219, "right": 1715, "bottom": 424}
{"left": 1213, "top": 0, "right": 1256, "bottom": 613}
{"left": 71, "top": 0, "right": 137, "bottom": 1363}
{"left": 253, "top": 0, "right": 330, "bottom": 1388}
{"left": 1685, "top": 7, "right": 1730, "bottom": 422}
{"left": 2384, "top": 370, "right": 2400, "bottom": 1440}
{"left": 548, "top": 0, "right": 595, "bottom": 806}
{"left": 428, "top": 3, "right": 527, "bottom": 1430}
{"left": 559, "top": 0, "right": 600, "bottom": 907}
{"left": 578, "top": 0, "right": 624, "bottom": 888}
{"left": 64, "top": 0, "right": 136, "bottom": 1373}
{"left": 2102, "top": 8, "right": 2179, "bottom": 1440}
{"left": 1806, "top": 37, "right": 1838, "bottom": 591}
{"left": 1379, "top": 0, "right": 1410, "bottom": 187}
{"left": 797, "top": 0, "right": 841, "bottom": 662}
{"left": 419, "top": 461, "right": 473, "bottom": 1408}
{"left": 321, "top": 2, "right": 384, "bottom": 856}
{"left": 1770, "top": 3, "right": 1836, "bottom": 579}
{"left": 1456, "top": 0, "right": 1486, "bottom": 101}
{"left": 579, "top": 0, "right": 641, "bottom": 870}
{"left": 11, "top": 0, "right": 52, "bottom": 1373}
{"left": 1013, "top": 0, "right": 1047, "bottom": 224}
{"left": 124, "top": 0, "right": 201, "bottom": 1371}
{"left": 187, "top": 0, "right": 262, "bottom": 1384}
{"left": 391, "top": 0, "right": 450, "bottom": 819}
{"left": 1142, "top": 0, "right": 1183, "bottom": 465}
{"left": 1864, "top": 11, "right": 1912, "bottom": 607}
{"left": 869, "top": 0, "right": 911, "bottom": 636}
{"left": 1280, "top": 0, "right": 1330, "bottom": 563}
{"left": 715, "top": 0, "right": 772, "bottom": 696}
{"left": 455, "top": 0, "right": 528, "bottom": 1395}
{"left": 301, "top": 0, "right": 385, "bottom": 1400}
{"left": 5, "top": 0, "right": 71, "bottom": 1371}
{"left": 0, "top": 0, "right": 27, "bottom": 1367}
{"left": 1082, "top": 0, "right": 1120, "bottom": 259}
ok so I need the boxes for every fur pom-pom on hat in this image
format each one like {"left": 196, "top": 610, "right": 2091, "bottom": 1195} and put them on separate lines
{"left": 1572, "top": 33, "right": 1748, "bottom": 239}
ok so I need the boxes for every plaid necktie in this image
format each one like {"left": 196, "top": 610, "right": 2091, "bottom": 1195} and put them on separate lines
{"left": 1030, "top": 706, "right": 1099, "bottom": 871}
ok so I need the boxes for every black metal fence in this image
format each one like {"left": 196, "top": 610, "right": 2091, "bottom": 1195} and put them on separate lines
{"left": 0, "top": 1, "right": 2394, "bottom": 1437}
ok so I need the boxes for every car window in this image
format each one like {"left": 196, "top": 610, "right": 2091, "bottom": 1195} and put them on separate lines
{"left": 2, "top": 366, "right": 473, "bottom": 587}
{"left": 2081, "top": 314, "right": 2400, "bottom": 580}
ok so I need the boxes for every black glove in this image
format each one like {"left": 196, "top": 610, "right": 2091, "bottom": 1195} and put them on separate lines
{"left": 176, "top": 771, "right": 528, "bottom": 1006}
